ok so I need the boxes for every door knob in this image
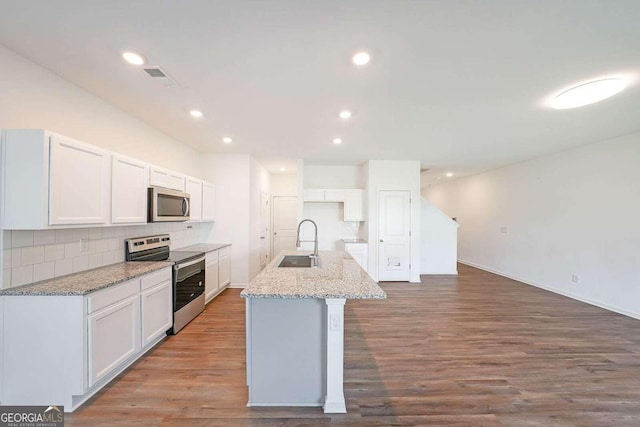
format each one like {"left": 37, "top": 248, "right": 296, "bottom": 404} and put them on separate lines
{"left": 274, "top": 232, "right": 278, "bottom": 235}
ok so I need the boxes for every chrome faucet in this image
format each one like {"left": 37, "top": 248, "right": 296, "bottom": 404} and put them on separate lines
{"left": 296, "top": 219, "right": 319, "bottom": 264}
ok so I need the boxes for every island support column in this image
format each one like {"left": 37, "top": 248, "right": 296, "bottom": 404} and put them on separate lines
{"left": 324, "top": 298, "right": 347, "bottom": 413}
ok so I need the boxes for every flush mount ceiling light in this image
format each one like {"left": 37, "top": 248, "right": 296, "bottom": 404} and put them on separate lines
{"left": 339, "top": 110, "right": 352, "bottom": 120}
{"left": 551, "top": 78, "right": 627, "bottom": 109}
{"left": 122, "top": 51, "right": 146, "bottom": 66}
{"left": 333, "top": 138, "right": 343, "bottom": 145}
{"left": 222, "top": 137, "right": 233, "bottom": 144}
{"left": 352, "top": 51, "right": 370, "bottom": 66}
{"left": 189, "top": 110, "right": 203, "bottom": 118}
{"left": 279, "top": 167, "right": 286, "bottom": 172}
{"left": 446, "top": 172, "right": 453, "bottom": 178}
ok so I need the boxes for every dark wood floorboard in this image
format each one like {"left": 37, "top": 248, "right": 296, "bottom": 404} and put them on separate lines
{"left": 66, "top": 263, "right": 640, "bottom": 426}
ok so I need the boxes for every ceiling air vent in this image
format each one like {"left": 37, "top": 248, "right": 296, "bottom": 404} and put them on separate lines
{"left": 142, "top": 66, "right": 177, "bottom": 87}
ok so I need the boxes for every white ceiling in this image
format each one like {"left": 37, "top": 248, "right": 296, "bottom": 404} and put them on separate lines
{"left": 1, "top": 1, "right": 639, "bottom": 179}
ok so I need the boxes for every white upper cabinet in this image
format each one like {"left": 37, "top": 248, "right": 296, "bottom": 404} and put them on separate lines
{"left": 111, "top": 155, "right": 149, "bottom": 224}
{"left": 303, "top": 188, "right": 365, "bottom": 222}
{"left": 185, "top": 177, "right": 203, "bottom": 222}
{"left": 49, "top": 135, "right": 110, "bottom": 226}
{"left": 149, "top": 166, "right": 185, "bottom": 192}
{"left": 344, "top": 189, "right": 365, "bottom": 222}
{"left": 202, "top": 181, "right": 216, "bottom": 222}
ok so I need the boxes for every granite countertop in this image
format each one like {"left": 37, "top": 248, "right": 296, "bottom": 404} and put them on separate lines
{"left": 241, "top": 250, "right": 386, "bottom": 300}
{"left": 176, "top": 243, "right": 231, "bottom": 253}
{"left": 0, "top": 261, "right": 172, "bottom": 296}
{"left": 341, "top": 239, "right": 368, "bottom": 244}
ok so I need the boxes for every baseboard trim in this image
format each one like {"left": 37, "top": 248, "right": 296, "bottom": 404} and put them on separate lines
{"left": 228, "top": 283, "right": 248, "bottom": 289}
{"left": 420, "top": 270, "right": 458, "bottom": 275}
{"left": 458, "top": 259, "right": 640, "bottom": 321}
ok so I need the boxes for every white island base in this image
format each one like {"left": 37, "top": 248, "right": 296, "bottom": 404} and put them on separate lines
{"left": 245, "top": 297, "right": 347, "bottom": 413}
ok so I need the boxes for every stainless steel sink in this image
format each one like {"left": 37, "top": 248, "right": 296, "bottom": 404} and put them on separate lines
{"left": 278, "top": 255, "right": 319, "bottom": 268}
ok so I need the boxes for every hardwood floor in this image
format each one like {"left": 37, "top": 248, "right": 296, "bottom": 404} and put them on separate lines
{"left": 67, "top": 264, "right": 640, "bottom": 426}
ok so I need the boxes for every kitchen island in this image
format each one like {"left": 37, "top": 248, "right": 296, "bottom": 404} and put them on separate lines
{"left": 241, "top": 250, "right": 385, "bottom": 413}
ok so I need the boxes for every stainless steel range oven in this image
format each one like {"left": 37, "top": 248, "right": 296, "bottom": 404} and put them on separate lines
{"left": 125, "top": 234, "right": 205, "bottom": 334}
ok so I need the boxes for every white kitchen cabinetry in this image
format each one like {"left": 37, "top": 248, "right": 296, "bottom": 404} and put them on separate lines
{"left": 345, "top": 242, "right": 368, "bottom": 273}
{"left": 205, "top": 250, "right": 220, "bottom": 303}
{"left": 2, "top": 130, "right": 111, "bottom": 229}
{"left": 87, "top": 289, "right": 140, "bottom": 387}
{"left": 140, "top": 270, "right": 173, "bottom": 347}
{"left": 0, "top": 267, "right": 172, "bottom": 411}
{"left": 111, "top": 154, "right": 149, "bottom": 224}
{"left": 219, "top": 246, "right": 231, "bottom": 287}
{"left": 344, "top": 189, "right": 365, "bottom": 221}
{"left": 303, "top": 188, "right": 365, "bottom": 222}
{"left": 149, "top": 166, "right": 185, "bottom": 191}
{"left": 49, "top": 135, "right": 111, "bottom": 226}
{"left": 304, "top": 189, "right": 346, "bottom": 202}
{"left": 185, "top": 177, "right": 203, "bottom": 222}
{"left": 202, "top": 181, "right": 216, "bottom": 221}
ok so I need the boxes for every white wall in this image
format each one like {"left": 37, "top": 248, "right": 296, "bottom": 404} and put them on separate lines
{"left": 270, "top": 173, "right": 297, "bottom": 197}
{"left": 249, "top": 159, "right": 270, "bottom": 280}
{"left": 366, "top": 160, "right": 421, "bottom": 283}
{"left": 0, "top": 44, "right": 201, "bottom": 175}
{"left": 421, "top": 198, "right": 458, "bottom": 274}
{"left": 425, "top": 132, "right": 640, "bottom": 319}
{"left": 303, "top": 165, "right": 365, "bottom": 189}
{"left": 201, "top": 153, "right": 251, "bottom": 285}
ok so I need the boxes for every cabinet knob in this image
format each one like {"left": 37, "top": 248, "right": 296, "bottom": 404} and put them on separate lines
{"left": 379, "top": 239, "right": 384, "bottom": 243}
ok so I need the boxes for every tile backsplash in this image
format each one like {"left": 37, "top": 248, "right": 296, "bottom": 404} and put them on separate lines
{"left": 1, "top": 222, "right": 212, "bottom": 289}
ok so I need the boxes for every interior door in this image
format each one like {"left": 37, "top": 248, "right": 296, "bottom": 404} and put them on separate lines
{"left": 378, "top": 190, "right": 411, "bottom": 281}
{"left": 260, "top": 192, "right": 270, "bottom": 269}
{"left": 272, "top": 196, "right": 298, "bottom": 258}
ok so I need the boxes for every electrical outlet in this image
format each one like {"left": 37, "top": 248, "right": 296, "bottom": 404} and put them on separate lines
{"left": 329, "top": 314, "right": 341, "bottom": 331}
{"left": 571, "top": 274, "right": 581, "bottom": 284}
{"left": 500, "top": 226, "right": 508, "bottom": 234}
{"left": 80, "top": 238, "right": 89, "bottom": 253}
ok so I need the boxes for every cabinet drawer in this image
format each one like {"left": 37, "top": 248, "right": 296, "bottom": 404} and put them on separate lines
{"left": 219, "top": 246, "right": 230, "bottom": 258}
{"left": 141, "top": 267, "right": 172, "bottom": 291}
{"left": 87, "top": 279, "right": 139, "bottom": 314}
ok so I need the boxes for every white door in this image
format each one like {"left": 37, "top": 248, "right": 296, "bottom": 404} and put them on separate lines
{"left": 185, "top": 177, "right": 203, "bottom": 221}
{"left": 49, "top": 135, "right": 110, "bottom": 225}
{"left": 111, "top": 154, "right": 148, "bottom": 224}
{"left": 140, "top": 281, "right": 173, "bottom": 347}
{"left": 378, "top": 190, "right": 411, "bottom": 281}
{"left": 272, "top": 196, "right": 298, "bottom": 258}
{"left": 260, "top": 192, "right": 270, "bottom": 268}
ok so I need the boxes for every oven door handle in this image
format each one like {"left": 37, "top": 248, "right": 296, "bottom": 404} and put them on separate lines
{"left": 177, "top": 256, "right": 205, "bottom": 269}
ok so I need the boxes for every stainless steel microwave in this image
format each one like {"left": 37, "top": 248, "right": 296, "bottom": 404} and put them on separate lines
{"left": 148, "top": 187, "right": 190, "bottom": 222}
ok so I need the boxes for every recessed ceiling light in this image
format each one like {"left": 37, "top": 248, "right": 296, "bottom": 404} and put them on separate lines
{"left": 122, "top": 51, "right": 146, "bottom": 66}
{"left": 339, "top": 110, "right": 352, "bottom": 120}
{"left": 333, "top": 138, "right": 343, "bottom": 145}
{"left": 352, "top": 51, "right": 370, "bottom": 66}
{"left": 189, "top": 110, "right": 203, "bottom": 118}
{"left": 446, "top": 172, "right": 453, "bottom": 178}
{"left": 222, "top": 137, "right": 233, "bottom": 144}
{"left": 279, "top": 167, "right": 286, "bottom": 172}
{"left": 551, "top": 78, "right": 626, "bottom": 109}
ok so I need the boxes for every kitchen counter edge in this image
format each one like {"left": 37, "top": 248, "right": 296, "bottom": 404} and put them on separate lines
{"left": 0, "top": 261, "right": 173, "bottom": 296}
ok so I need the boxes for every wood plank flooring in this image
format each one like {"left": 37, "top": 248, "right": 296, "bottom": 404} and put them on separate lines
{"left": 66, "top": 264, "right": 640, "bottom": 426}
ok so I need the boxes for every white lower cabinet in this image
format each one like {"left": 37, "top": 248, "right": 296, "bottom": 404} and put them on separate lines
{"left": 205, "top": 251, "right": 220, "bottom": 303}
{"left": 345, "top": 243, "right": 368, "bottom": 273}
{"left": 219, "top": 247, "right": 231, "bottom": 288}
{"left": 140, "top": 272, "right": 173, "bottom": 347}
{"left": 0, "top": 267, "right": 172, "bottom": 412}
{"left": 88, "top": 293, "right": 140, "bottom": 388}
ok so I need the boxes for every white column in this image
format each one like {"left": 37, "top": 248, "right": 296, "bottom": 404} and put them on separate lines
{"left": 324, "top": 298, "right": 347, "bottom": 413}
